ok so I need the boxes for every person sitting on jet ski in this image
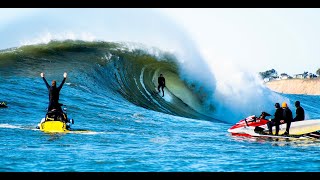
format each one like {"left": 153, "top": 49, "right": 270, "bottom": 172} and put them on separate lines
{"left": 41, "top": 72, "right": 67, "bottom": 112}
{"left": 259, "top": 111, "right": 271, "bottom": 119}
{"left": 267, "top": 103, "right": 284, "bottom": 135}
{"left": 280, "top": 102, "right": 293, "bottom": 136}
{"left": 243, "top": 112, "right": 271, "bottom": 126}
{"left": 292, "top": 100, "right": 305, "bottom": 122}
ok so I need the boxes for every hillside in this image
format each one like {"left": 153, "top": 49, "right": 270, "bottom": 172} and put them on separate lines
{"left": 265, "top": 78, "right": 320, "bottom": 95}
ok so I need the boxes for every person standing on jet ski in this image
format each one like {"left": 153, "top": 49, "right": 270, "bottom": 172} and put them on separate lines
{"left": 267, "top": 103, "right": 283, "bottom": 135}
{"left": 41, "top": 72, "right": 67, "bottom": 112}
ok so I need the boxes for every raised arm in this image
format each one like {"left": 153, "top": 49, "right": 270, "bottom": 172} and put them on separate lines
{"left": 58, "top": 72, "right": 67, "bottom": 90}
{"left": 41, "top": 72, "right": 50, "bottom": 89}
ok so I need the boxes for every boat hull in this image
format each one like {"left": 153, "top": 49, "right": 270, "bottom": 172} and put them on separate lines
{"left": 39, "top": 120, "right": 69, "bottom": 133}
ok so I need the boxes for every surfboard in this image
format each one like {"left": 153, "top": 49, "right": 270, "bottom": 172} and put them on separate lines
{"left": 270, "top": 119, "right": 320, "bottom": 135}
{"left": 239, "top": 124, "right": 319, "bottom": 140}
{"left": 154, "top": 88, "right": 164, "bottom": 97}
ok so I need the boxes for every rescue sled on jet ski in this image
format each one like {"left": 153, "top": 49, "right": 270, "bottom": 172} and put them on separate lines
{"left": 228, "top": 112, "right": 320, "bottom": 139}
{"left": 37, "top": 104, "right": 74, "bottom": 133}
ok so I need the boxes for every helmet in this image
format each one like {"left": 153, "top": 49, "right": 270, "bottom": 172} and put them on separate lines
{"left": 275, "top": 103, "right": 280, "bottom": 108}
{"left": 282, "top": 102, "right": 287, "bottom": 108}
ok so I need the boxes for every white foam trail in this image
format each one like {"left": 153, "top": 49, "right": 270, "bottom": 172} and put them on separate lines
{"left": 0, "top": 123, "right": 24, "bottom": 129}
{"left": 69, "top": 131, "right": 102, "bottom": 135}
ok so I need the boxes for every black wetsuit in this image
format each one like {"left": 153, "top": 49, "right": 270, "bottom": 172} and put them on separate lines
{"left": 293, "top": 106, "right": 305, "bottom": 122}
{"left": 267, "top": 107, "right": 283, "bottom": 135}
{"left": 158, "top": 76, "right": 165, "bottom": 97}
{"left": 282, "top": 107, "right": 293, "bottom": 134}
{"left": 43, "top": 77, "right": 66, "bottom": 112}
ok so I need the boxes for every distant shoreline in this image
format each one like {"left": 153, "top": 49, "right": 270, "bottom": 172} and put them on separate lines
{"left": 265, "top": 78, "right": 320, "bottom": 95}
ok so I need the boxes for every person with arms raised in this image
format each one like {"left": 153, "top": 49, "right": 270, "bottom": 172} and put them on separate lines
{"left": 41, "top": 72, "right": 67, "bottom": 112}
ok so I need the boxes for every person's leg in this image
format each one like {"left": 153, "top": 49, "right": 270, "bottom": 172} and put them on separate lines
{"left": 267, "top": 121, "right": 273, "bottom": 134}
{"left": 48, "top": 102, "right": 53, "bottom": 112}
{"left": 158, "top": 85, "right": 161, "bottom": 93}
{"left": 285, "top": 121, "right": 291, "bottom": 134}
{"left": 161, "top": 86, "right": 164, "bottom": 97}
{"left": 58, "top": 104, "right": 63, "bottom": 112}
{"left": 51, "top": 102, "right": 58, "bottom": 111}
{"left": 275, "top": 121, "right": 280, "bottom": 136}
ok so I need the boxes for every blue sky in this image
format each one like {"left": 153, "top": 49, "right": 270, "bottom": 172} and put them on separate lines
{"left": 1, "top": 8, "right": 320, "bottom": 75}
{"left": 161, "top": 8, "right": 320, "bottom": 76}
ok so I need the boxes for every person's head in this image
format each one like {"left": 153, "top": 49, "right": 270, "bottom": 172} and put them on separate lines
{"left": 260, "top": 112, "right": 266, "bottom": 119}
{"left": 282, "top": 102, "right": 288, "bottom": 108}
{"left": 260, "top": 111, "right": 271, "bottom": 117}
{"left": 295, "top": 101, "right": 300, "bottom": 107}
{"left": 160, "top": 74, "right": 163, "bottom": 77}
{"left": 51, "top": 80, "right": 56, "bottom": 87}
{"left": 275, "top": 103, "right": 280, "bottom": 109}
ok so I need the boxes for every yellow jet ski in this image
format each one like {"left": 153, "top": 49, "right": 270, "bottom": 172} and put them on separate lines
{"left": 37, "top": 105, "right": 74, "bottom": 133}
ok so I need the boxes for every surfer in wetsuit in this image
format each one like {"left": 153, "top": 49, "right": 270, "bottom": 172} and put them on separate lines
{"left": 41, "top": 72, "right": 67, "bottom": 112}
{"left": 158, "top": 74, "right": 166, "bottom": 97}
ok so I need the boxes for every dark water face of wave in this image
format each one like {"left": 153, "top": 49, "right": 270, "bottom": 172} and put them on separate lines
{"left": 1, "top": 41, "right": 320, "bottom": 172}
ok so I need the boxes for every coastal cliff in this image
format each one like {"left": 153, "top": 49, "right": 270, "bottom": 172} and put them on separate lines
{"left": 265, "top": 78, "right": 320, "bottom": 95}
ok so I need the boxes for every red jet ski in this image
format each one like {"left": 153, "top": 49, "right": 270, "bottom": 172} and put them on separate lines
{"left": 228, "top": 112, "right": 320, "bottom": 139}
{"left": 228, "top": 112, "right": 270, "bottom": 137}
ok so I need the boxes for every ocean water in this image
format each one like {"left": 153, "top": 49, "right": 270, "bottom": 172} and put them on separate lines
{"left": 0, "top": 41, "right": 320, "bottom": 173}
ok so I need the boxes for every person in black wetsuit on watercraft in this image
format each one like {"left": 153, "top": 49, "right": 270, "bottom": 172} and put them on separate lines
{"left": 267, "top": 103, "right": 283, "bottom": 135}
{"left": 259, "top": 112, "right": 271, "bottom": 119}
{"left": 41, "top": 72, "right": 67, "bottom": 112}
{"left": 281, "top": 102, "right": 293, "bottom": 136}
{"left": 292, "top": 100, "right": 305, "bottom": 122}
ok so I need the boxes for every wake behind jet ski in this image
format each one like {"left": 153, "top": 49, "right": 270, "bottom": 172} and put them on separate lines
{"left": 228, "top": 112, "right": 320, "bottom": 139}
